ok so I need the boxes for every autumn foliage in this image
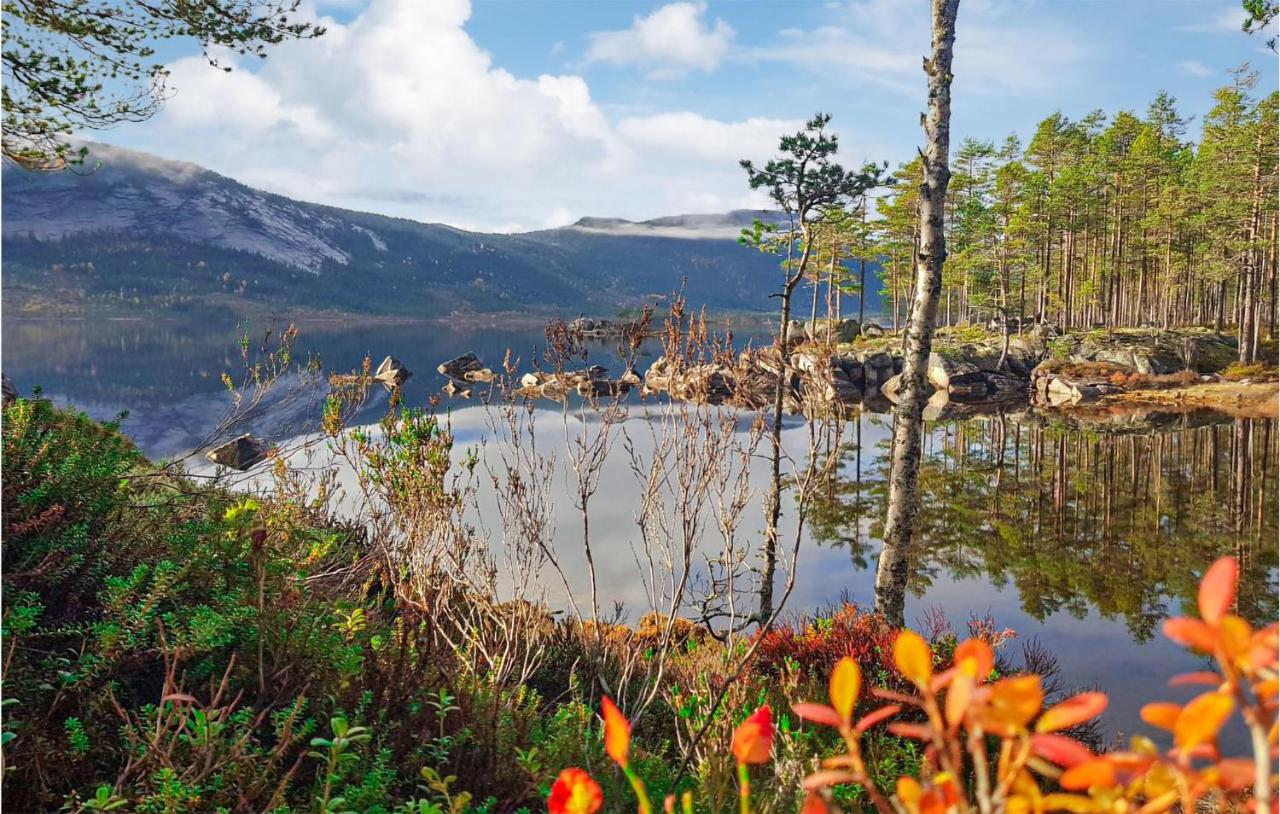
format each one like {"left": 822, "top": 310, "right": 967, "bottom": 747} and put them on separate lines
{"left": 553, "top": 556, "right": 1278, "bottom": 814}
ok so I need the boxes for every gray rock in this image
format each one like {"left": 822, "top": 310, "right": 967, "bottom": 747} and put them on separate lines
{"left": 463, "top": 368, "right": 496, "bottom": 383}
{"left": 927, "top": 352, "right": 986, "bottom": 395}
{"left": 437, "top": 352, "right": 485, "bottom": 380}
{"left": 2, "top": 373, "right": 17, "bottom": 405}
{"left": 375, "top": 356, "right": 412, "bottom": 387}
{"left": 861, "top": 322, "right": 886, "bottom": 337}
{"left": 206, "top": 434, "right": 271, "bottom": 471}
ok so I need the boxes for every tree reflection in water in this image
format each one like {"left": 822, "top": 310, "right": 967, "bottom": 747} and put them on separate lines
{"left": 809, "top": 409, "right": 1277, "bottom": 639}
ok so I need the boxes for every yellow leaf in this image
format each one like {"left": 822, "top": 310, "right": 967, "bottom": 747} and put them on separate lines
{"left": 829, "top": 657, "right": 861, "bottom": 724}
{"left": 894, "top": 631, "right": 933, "bottom": 686}
{"left": 1173, "top": 692, "right": 1234, "bottom": 752}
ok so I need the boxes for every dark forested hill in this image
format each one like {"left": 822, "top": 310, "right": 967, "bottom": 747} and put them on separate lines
{"left": 2, "top": 143, "right": 882, "bottom": 318}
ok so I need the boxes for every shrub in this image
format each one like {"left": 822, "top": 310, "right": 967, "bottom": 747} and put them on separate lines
{"left": 553, "top": 557, "right": 1278, "bottom": 814}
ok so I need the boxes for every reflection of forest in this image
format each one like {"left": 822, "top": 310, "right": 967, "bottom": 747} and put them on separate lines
{"left": 811, "top": 412, "right": 1278, "bottom": 639}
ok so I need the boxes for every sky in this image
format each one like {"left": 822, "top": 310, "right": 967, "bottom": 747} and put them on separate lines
{"left": 100, "top": 0, "right": 1278, "bottom": 233}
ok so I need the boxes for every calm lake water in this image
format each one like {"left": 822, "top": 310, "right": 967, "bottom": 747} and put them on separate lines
{"left": 4, "top": 316, "right": 1276, "bottom": 748}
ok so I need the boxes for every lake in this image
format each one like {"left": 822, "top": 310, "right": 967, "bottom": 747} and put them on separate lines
{"left": 4, "top": 315, "right": 1276, "bottom": 748}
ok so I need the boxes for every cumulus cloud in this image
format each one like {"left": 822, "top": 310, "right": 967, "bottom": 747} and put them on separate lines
{"left": 584, "top": 2, "right": 734, "bottom": 78}
{"left": 125, "top": 0, "right": 794, "bottom": 232}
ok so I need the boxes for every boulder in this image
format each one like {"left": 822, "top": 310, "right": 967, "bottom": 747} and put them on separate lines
{"left": 927, "top": 352, "right": 988, "bottom": 399}
{"left": 2, "top": 373, "right": 16, "bottom": 405}
{"left": 619, "top": 367, "right": 643, "bottom": 386}
{"left": 442, "top": 380, "right": 471, "bottom": 397}
{"left": 576, "top": 379, "right": 628, "bottom": 398}
{"left": 520, "top": 372, "right": 548, "bottom": 389}
{"left": 463, "top": 368, "right": 496, "bottom": 383}
{"left": 861, "top": 322, "right": 886, "bottom": 337}
{"left": 805, "top": 318, "right": 861, "bottom": 343}
{"left": 880, "top": 373, "right": 904, "bottom": 402}
{"left": 374, "top": 356, "right": 412, "bottom": 387}
{"left": 206, "top": 434, "right": 271, "bottom": 471}
{"left": 438, "top": 352, "right": 485, "bottom": 380}
{"left": 983, "top": 371, "right": 1028, "bottom": 399}
{"left": 859, "top": 351, "right": 895, "bottom": 373}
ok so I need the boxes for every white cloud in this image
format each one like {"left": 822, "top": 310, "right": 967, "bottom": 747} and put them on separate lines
{"left": 1181, "top": 60, "right": 1213, "bottom": 77}
{"left": 584, "top": 2, "right": 734, "bottom": 78}
{"left": 124, "top": 0, "right": 797, "bottom": 232}
{"left": 746, "top": 0, "right": 1087, "bottom": 96}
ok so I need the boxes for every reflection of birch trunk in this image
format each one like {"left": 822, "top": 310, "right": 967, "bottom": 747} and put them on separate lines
{"left": 876, "top": 0, "right": 959, "bottom": 627}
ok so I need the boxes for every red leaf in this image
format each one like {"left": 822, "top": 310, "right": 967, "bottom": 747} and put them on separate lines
{"left": 1168, "top": 671, "right": 1223, "bottom": 687}
{"left": 886, "top": 722, "right": 932, "bottom": 741}
{"left": 855, "top": 705, "right": 902, "bottom": 733}
{"left": 792, "top": 703, "right": 843, "bottom": 728}
{"left": 1030, "top": 733, "right": 1093, "bottom": 768}
{"left": 1198, "top": 557, "right": 1238, "bottom": 626}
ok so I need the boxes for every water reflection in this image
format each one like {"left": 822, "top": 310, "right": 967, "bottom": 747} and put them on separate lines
{"left": 814, "top": 412, "right": 1278, "bottom": 640}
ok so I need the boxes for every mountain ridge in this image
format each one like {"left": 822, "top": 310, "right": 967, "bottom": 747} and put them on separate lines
{"left": 2, "top": 142, "right": 879, "bottom": 318}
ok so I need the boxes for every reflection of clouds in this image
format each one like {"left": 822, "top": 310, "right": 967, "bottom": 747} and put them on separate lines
{"left": 41, "top": 371, "right": 326, "bottom": 462}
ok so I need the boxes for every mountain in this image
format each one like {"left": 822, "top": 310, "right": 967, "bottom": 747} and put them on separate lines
{"left": 1, "top": 142, "right": 882, "bottom": 318}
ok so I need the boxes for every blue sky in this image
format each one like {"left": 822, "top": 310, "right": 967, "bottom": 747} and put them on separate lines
{"left": 104, "top": 0, "right": 1277, "bottom": 232}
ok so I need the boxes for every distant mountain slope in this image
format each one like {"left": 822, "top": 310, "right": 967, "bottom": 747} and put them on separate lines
{"left": 2, "top": 143, "right": 882, "bottom": 318}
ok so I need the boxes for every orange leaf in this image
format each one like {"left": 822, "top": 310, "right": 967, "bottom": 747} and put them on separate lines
{"left": 802, "top": 769, "right": 857, "bottom": 789}
{"left": 945, "top": 662, "right": 974, "bottom": 728}
{"left": 954, "top": 638, "right": 994, "bottom": 680}
{"left": 896, "top": 776, "right": 923, "bottom": 806}
{"left": 894, "top": 630, "right": 933, "bottom": 686}
{"left": 1059, "top": 758, "right": 1116, "bottom": 791}
{"left": 601, "top": 696, "right": 630, "bottom": 767}
{"left": 1173, "top": 692, "right": 1233, "bottom": 752}
{"left": 792, "top": 703, "right": 843, "bottom": 728}
{"left": 731, "top": 705, "right": 774, "bottom": 765}
{"left": 1140, "top": 702, "right": 1182, "bottom": 732}
{"left": 1030, "top": 733, "right": 1093, "bottom": 768}
{"left": 975, "top": 675, "right": 1043, "bottom": 735}
{"left": 1198, "top": 556, "right": 1237, "bottom": 626}
{"left": 548, "top": 768, "right": 604, "bottom": 814}
{"left": 855, "top": 704, "right": 902, "bottom": 732}
{"left": 1167, "top": 671, "right": 1222, "bottom": 687}
{"left": 1161, "top": 618, "right": 1216, "bottom": 652}
{"left": 829, "top": 657, "right": 861, "bottom": 724}
{"left": 800, "top": 792, "right": 829, "bottom": 814}
{"left": 1035, "top": 692, "right": 1108, "bottom": 733}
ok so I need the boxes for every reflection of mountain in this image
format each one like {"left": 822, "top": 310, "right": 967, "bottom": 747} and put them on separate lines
{"left": 810, "top": 413, "right": 1279, "bottom": 638}
{"left": 1, "top": 142, "right": 884, "bottom": 317}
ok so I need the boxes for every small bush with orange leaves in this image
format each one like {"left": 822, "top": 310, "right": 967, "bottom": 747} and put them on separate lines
{"left": 751, "top": 604, "right": 899, "bottom": 681}
{"left": 549, "top": 556, "right": 1277, "bottom": 814}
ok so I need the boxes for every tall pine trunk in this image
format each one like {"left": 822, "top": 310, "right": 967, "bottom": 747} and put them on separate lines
{"left": 875, "top": 0, "right": 959, "bottom": 627}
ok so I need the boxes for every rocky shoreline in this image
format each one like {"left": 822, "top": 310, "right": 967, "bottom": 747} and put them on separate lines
{"left": 431, "top": 322, "right": 1273, "bottom": 421}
